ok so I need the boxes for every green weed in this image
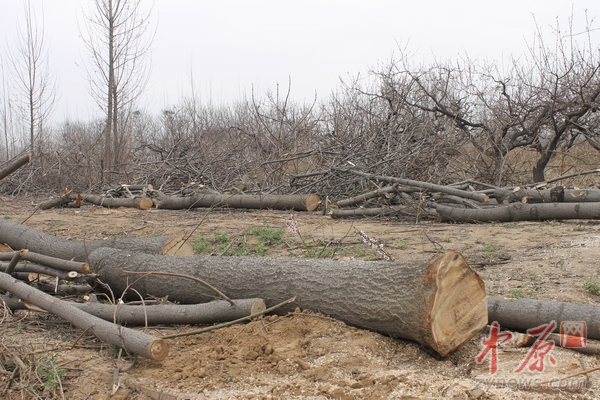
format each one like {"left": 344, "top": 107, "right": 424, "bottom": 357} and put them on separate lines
{"left": 583, "top": 276, "right": 600, "bottom": 296}
{"left": 506, "top": 289, "right": 524, "bottom": 299}
{"left": 245, "top": 224, "right": 285, "bottom": 246}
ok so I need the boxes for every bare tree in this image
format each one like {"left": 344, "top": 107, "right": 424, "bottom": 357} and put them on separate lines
{"left": 79, "top": 0, "right": 154, "bottom": 177}
{"left": 7, "top": 0, "right": 56, "bottom": 157}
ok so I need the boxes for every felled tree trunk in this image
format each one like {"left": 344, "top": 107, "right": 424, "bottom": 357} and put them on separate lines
{"left": 0, "top": 272, "right": 168, "bottom": 360}
{"left": 153, "top": 192, "right": 320, "bottom": 212}
{"left": 80, "top": 194, "right": 154, "bottom": 210}
{"left": 0, "top": 219, "right": 194, "bottom": 262}
{"left": 488, "top": 296, "right": 600, "bottom": 340}
{"left": 89, "top": 249, "right": 487, "bottom": 356}
{"left": 436, "top": 202, "right": 600, "bottom": 222}
{"left": 0, "top": 153, "right": 31, "bottom": 181}
{"left": 493, "top": 187, "right": 600, "bottom": 204}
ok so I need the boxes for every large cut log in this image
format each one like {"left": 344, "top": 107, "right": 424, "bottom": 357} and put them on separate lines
{"left": 2, "top": 295, "right": 265, "bottom": 326}
{"left": 0, "top": 153, "right": 31, "bottom": 181}
{"left": 153, "top": 192, "right": 320, "bottom": 212}
{"left": 89, "top": 248, "right": 487, "bottom": 356}
{"left": 436, "top": 202, "right": 600, "bottom": 222}
{"left": 0, "top": 219, "right": 194, "bottom": 262}
{"left": 0, "top": 271, "right": 168, "bottom": 360}
{"left": 80, "top": 194, "right": 154, "bottom": 210}
{"left": 488, "top": 296, "right": 600, "bottom": 340}
{"left": 493, "top": 187, "right": 600, "bottom": 204}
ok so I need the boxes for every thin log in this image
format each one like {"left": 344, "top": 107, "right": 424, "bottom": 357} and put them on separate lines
{"left": 336, "top": 185, "right": 418, "bottom": 207}
{"left": 0, "top": 251, "right": 89, "bottom": 273}
{"left": 330, "top": 205, "right": 413, "bottom": 218}
{"left": 0, "top": 262, "right": 78, "bottom": 280}
{"left": 77, "top": 297, "right": 265, "bottom": 326}
{"left": 33, "top": 281, "right": 93, "bottom": 295}
{"left": 0, "top": 219, "right": 194, "bottom": 262}
{"left": 488, "top": 296, "right": 600, "bottom": 340}
{"left": 0, "top": 271, "right": 168, "bottom": 360}
{"left": 39, "top": 190, "right": 75, "bottom": 210}
{"left": 434, "top": 194, "right": 482, "bottom": 209}
{"left": 0, "top": 295, "right": 265, "bottom": 326}
{"left": 5, "top": 249, "right": 26, "bottom": 275}
{"left": 494, "top": 187, "right": 600, "bottom": 204}
{"left": 153, "top": 192, "right": 321, "bottom": 212}
{"left": 0, "top": 153, "right": 31, "bottom": 181}
{"left": 340, "top": 169, "right": 489, "bottom": 203}
{"left": 80, "top": 194, "right": 154, "bottom": 210}
{"left": 89, "top": 248, "right": 488, "bottom": 357}
{"left": 436, "top": 202, "right": 600, "bottom": 223}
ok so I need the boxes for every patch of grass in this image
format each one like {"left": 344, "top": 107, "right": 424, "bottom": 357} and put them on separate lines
{"left": 573, "top": 225, "right": 586, "bottom": 231}
{"left": 506, "top": 289, "right": 524, "bottom": 299}
{"left": 583, "top": 276, "right": 600, "bottom": 296}
{"left": 336, "top": 245, "right": 366, "bottom": 259}
{"left": 398, "top": 240, "right": 408, "bottom": 250}
{"left": 212, "top": 231, "right": 230, "bottom": 245}
{"left": 3, "top": 214, "right": 11, "bottom": 219}
{"left": 504, "top": 222, "right": 518, "bottom": 229}
{"left": 192, "top": 235, "right": 211, "bottom": 254}
{"left": 245, "top": 224, "right": 285, "bottom": 246}
{"left": 529, "top": 272, "right": 539, "bottom": 281}
{"left": 484, "top": 244, "right": 510, "bottom": 261}
{"left": 36, "top": 358, "right": 67, "bottom": 391}
{"left": 226, "top": 243, "right": 249, "bottom": 256}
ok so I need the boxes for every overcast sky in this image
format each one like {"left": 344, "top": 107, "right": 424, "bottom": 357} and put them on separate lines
{"left": 1, "top": 0, "right": 599, "bottom": 123}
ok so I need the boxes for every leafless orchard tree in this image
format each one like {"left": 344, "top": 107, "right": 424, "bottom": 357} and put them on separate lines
{"left": 79, "top": 0, "right": 154, "bottom": 178}
{"left": 365, "top": 15, "right": 600, "bottom": 185}
{"left": 7, "top": 0, "right": 57, "bottom": 157}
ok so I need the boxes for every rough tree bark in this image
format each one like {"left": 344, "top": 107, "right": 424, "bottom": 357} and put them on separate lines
{"left": 0, "top": 153, "right": 31, "bottom": 181}
{"left": 89, "top": 248, "right": 487, "bottom": 356}
{"left": 494, "top": 187, "right": 600, "bottom": 204}
{"left": 153, "top": 192, "right": 320, "bottom": 212}
{"left": 0, "top": 271, "right": 168, "bottom": 360}
{"left": 436, "top": 202, "right": 600, "bottom": 223}
{"left": 488, "top": 296, "right": 600, "bottom": 340}
{"left": 0, "top": 219, "right": 194, "bottom": 262}
{"left": 80, "top": 194, "right": 154, "bottom": 210}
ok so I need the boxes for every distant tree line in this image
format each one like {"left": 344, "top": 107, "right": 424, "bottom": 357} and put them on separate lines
{"left": 0, "top": 2, "right": 598, "bottom": 197}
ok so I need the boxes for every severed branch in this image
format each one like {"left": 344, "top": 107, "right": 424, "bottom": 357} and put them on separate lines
{"left": 80, "top": 194, "right": 154, "bottom": 210}
{"left": 0, "top": 153, "right": 31, "bottom": 181}
{"left": 162, "top": 296, "right": 296, "bottom": 339}
{"left": 0, "top": 251, "right": 90, "bottom": 274}
{"left": 338, "top": 168, "right": 489, "bottom": 203}
{"left": 0, "top": 272, "right": 168, "bottom": 360}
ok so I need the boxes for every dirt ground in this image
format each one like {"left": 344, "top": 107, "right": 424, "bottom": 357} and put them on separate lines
{"left": 1, "top": 195, "right": 600, "bottom": 399}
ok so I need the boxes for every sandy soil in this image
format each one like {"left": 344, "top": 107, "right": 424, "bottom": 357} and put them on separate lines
{"left": 1, "top": 195, "right": 600, "bottom": 399}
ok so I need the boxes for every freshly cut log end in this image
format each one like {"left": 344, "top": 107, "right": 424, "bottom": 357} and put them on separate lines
{"left": 138, "top": 197, "right": 154, "bottom": 210}
{"left": 160, "top": 237, "right": 195, "bottom": 256}
{"left": 428, "top": 251, "right": 488, "bottom": 356}
{"left": 149, "top": 339, "right": 169, "bottom": 361}
{"left": 249, "top": 298, "right": 266, "bottom": 314}
{"left": 303, "top": 194, "right": 321, "bottom": 212}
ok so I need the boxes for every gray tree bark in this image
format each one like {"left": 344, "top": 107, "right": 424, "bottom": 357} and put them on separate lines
{"left": 488, "top": 296, "right": 600, "bottom": 340}
{"left": 89, "top": 248, "right": 488, "bottom": 356}
{"left": 0, "top": 219, "right": 193, "bottom": 262}
{"left": 436, "top": 202, "right": 600, "bottom": 223}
